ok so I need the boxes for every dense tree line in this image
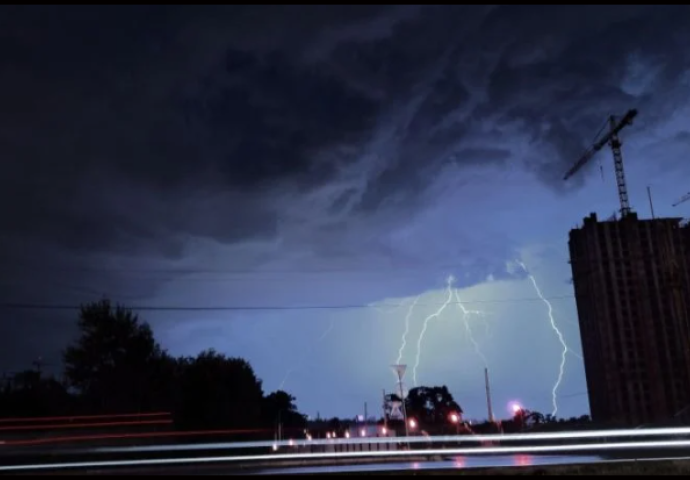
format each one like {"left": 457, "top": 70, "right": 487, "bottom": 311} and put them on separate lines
{"left": 0, "top": 300, "right": 306, "bottom": 439}
{"left": 0, "top": 300, "right": 594, "bottom": 438}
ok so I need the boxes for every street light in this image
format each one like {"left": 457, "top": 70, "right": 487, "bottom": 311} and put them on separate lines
{"left": 449, "top": 412, "right": 461, "bottom": 435}
{"left": 408, "top": 418, "right": 418, "bottom": 431}
{"left": 510, "top": 402, "right": 526, "bottom": 432}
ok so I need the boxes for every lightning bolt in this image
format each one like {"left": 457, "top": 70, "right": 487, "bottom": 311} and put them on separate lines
{"left": 560, "top": 318, "right": 584, "bottom": 361}
{"left": 454, "top": 289, "right": 488, "bottom": 367}
{"left": 279, "top": 318, "right": 335, "bottom": 390}
{"left": 412, "top": 275, "right": 455, "bottom": 387}
{"left": 517, "top": 260, "right": 568, "bottom": 417}
{"left": 396, "top": 296, "right": 420, "bottom": 365}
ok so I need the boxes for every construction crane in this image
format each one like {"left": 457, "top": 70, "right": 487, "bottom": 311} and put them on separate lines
{"left": 672, "top": 192, "right": 690, "bottom": 207}
{"left": 563, "top": 109, "right": 638, "bottom": 217}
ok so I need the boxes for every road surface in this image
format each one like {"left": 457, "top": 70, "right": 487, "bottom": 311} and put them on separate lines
{"left": 16, "top": 453, "right": 690, "bottom": 475}
{"left": 250, "top": 454, "right": 601, "bottom": 475}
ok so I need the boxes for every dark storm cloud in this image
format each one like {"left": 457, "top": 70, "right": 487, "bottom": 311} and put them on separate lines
{"left": 1, "top": 5, "right": 689, "bottom": 288}
{"left": 480, "top": 6, "right": 690, "bottom": 178}
{"left": 186, "top": 49, "right": 381, "bottom": 189}
{"left": 0, "top": 4, "right": 689, "bottom": 388}
{"left": 452, "top": 148, "right": 511, "bottom": 165}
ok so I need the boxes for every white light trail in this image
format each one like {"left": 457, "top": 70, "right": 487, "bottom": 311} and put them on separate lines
{"left": 396, "top": 296, "right": 420, "bottom": 365}
{"left": 279, "top": 318, "right": 335, "bottom": 390}
{"left": 94, "top": 425, "right": 690, "bottom": 453}
{"left": 12, "top": 439, "right": 690, "bottom": 472}
{"left": 412, "top": 275, "right": 455, "bottom": 386}
{"left": 517, "top": 260, "right": 568, "bottom": 417}
{"left": 454, "top": 289, "right": 488, "bottom": 367}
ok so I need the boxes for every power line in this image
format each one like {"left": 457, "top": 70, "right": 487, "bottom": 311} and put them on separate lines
{"left": 0, "top": 295, "right": 576, "bottom": 312}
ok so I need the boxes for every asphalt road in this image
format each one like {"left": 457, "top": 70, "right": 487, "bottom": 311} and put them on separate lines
{"left": 249, "top": 454, "right": 603, "bottom": 475}
{"left": 0, "top": 454, "right": 597, "bottom": 475}
{"left": 37, "top": 453, "right": 690, "bottom": 475}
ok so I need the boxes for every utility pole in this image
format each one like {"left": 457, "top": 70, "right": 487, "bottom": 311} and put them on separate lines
{"left": 485, "top": 368, "right": 494, "bottom": 424}
{"left": 647, "top": 186, "right": 656, "bottom": 219}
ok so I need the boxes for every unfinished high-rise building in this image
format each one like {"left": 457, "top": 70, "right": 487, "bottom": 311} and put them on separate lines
{"left": 569, "top": 212, "right": 690, "bottom": 426}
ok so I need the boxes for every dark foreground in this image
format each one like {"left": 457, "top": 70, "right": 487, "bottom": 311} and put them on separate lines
{"left": 392, "top": 460, "right": 690, "bottom": 476}
{"left": 4, "top": 445, "right": 690, "bottom": 475}
{"left": 43, "top": 459, "right": 690, "bottom": 476}
{"left": 10, "top": 455, "right": 686, "bottom": 476}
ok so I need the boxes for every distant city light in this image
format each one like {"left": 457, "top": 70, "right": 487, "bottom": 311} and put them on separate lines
{"left": 360, "top": 429, "right": 367, "bottom": 437}
{"left": 449, "top": 413, "right": 460, "bottom": 424}
{"left": 344, "top": 431, "right": 350, "bottom": 439}
{"left": 408, "top": 418, "right": 418, "bottom": 430}
{"left": 381, "top": 427, "right": 388, "bottom": 435}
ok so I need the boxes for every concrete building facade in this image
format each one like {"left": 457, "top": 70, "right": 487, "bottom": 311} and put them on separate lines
{"left": 569, "top": 212, "right": 690, "bottom": 426}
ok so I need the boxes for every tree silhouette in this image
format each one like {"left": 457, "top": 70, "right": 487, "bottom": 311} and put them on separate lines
{"left": 263, "top": 390, "right": 307, "bottom": 433}
{"left": 45, "top": 299, "right": 309, "bottom": 439}
{"left": 63, "top": 299, "right": 172, "bottom": 413}
{"left": 175, "top": 349, "right": 264, "bottom": 433}
{"left": 406, "top": 386, "right": 462, "bottom": 426}
{"left": 0, "top": 371, "right": 72, "bottom": 417}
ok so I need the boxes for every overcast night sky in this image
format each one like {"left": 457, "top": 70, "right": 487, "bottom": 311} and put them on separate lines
{"left": 1, "top": 5, "right": 690, "bottom": 421}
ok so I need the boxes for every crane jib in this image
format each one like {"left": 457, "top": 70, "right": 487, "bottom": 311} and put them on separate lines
{"left": 562, "top": 108, "right": 638, "bottom": 217}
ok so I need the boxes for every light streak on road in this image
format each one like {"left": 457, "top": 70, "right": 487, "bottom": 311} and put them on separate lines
{"left": 94, "top": 425, "right": 690, "bottom": 454}
{"left": 0, "top": 412, "right": 170, "bottom": 424}
{"left": 8, "top": 439, "right": 690, "bottom": 472}
{"left": 0, "top": 419, "right": 172, "bottom": 432}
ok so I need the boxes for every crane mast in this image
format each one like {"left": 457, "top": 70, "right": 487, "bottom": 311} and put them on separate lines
{"left": 672, "top": 192, "right": 690, "bottom": 208}
{"left": 563, "top": 109, "right": 638, "bottom": 217}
